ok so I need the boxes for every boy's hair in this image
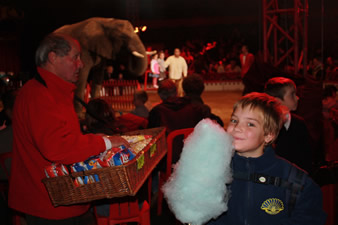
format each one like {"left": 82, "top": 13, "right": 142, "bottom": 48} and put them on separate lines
{"left": 234, "top": 92, "right": 283, "bottom": 140}
{"left": 158, "top": 79, "right": 177, "bottom": 100}
{"left": 85, "top": 98, "right": 115, "bottom": 129}
{"left": 134, "top": 90, "right": 148, "bottom": 104}
{"left": 264, "top": 77, "right": 296, "bottom": 100}
{"left": 182, "top": 74, "right": 205, "bottom": 97}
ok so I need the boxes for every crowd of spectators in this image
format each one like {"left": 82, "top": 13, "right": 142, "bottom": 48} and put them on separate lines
{"left": 144, "top": 37, "right": 338, "bottom": 81}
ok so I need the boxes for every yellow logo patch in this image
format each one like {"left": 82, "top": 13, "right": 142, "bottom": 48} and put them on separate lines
{"left": 261, "top": 198, "right": 284, "bottom": 215}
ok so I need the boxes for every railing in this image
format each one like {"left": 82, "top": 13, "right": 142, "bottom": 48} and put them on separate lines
{"left": 99, "top": 80, "right": 140, "bottom": 112}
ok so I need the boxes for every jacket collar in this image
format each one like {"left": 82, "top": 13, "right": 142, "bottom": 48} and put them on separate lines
{"left": 37, "top": 67, "right": 76, "bottom": 96}
{"left": 233, "top": 146, "right": 277, "bottom": 172}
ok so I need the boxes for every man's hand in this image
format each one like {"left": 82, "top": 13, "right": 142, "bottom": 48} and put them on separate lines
{"left": 106, "top": 135, "right": 130, "bottom": 148}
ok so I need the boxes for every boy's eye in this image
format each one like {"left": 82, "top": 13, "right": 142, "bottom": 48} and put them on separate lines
{"left": 230, "top": 118, "right": 237, "bottom": 123}
{"left": 247, "top": 122, "right": 255, "bottom": 127}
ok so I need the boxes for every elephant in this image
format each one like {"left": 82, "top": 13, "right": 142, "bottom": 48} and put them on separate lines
{"left": 54, "top": 17, "right": 148, "bottom": 113}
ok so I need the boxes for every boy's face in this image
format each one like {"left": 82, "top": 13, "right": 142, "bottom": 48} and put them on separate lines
{"left": 279, "top": 86, "right": 299, "bottom": 111}
{"left": 227, "top": 106, "right": 274, "bottom": 158}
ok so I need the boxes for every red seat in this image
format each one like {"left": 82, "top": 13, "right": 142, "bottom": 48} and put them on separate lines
{"left": 94, "top": 198, "right": 150, "bottom": 225}
{"left": 157, "top": 128, "right": 194, "bottom": 215}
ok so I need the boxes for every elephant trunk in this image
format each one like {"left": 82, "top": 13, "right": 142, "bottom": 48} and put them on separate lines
{"left": 126, "top": 35, "right": 148, "bottom": 76}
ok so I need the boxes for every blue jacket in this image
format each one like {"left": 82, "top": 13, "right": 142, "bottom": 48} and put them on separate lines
{"left": 207, "top": 146, "right": 326, "bottom": 225}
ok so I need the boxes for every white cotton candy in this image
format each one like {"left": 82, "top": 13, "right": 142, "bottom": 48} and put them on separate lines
{"left": 163, "top": 118, "right": 234, "bottom": 225}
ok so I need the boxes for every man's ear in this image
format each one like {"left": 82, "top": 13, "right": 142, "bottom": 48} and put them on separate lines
{"left": 264, "top": 133, "right": 275, "bottom": 145}
{"left": 47, "top": 51, "right": 57, "bottom": 65}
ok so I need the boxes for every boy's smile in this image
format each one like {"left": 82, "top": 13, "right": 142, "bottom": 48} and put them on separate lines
{"left": 227, "top": 106, "right": 274, "bottom": 158}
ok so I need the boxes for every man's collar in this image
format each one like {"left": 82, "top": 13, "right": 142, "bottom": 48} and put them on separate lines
{"left": 37, "top": 67, "right": 76, "bottom": 93}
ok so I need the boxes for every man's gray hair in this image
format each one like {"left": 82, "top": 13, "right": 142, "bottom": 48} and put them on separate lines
{"left": 35, "top": 33, "right": 73, "bottom": 66}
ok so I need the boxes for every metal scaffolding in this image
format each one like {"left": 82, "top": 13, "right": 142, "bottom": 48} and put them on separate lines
{"left": 262, "top": 0, "right": 308, "bottom": 75}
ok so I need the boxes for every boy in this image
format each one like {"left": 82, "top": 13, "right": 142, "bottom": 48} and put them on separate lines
{"left": 264, "top": 77, "right": 313, "bottom": 173}
{"left": 130, "top": 90, "right": 149, "bottom": 118}
{"left": 182, "top": 74, "right": 224, "bottom": 127}
{"left": 207, "top": 92, "right": 326, "bottom": 225}
{"left": 115, "top": 90, "right": 149, "bottom": 132}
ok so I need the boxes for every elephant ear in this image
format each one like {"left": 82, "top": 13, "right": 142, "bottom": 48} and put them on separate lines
{"left": 78, "top": 18, "right": 115, "bottom": 59}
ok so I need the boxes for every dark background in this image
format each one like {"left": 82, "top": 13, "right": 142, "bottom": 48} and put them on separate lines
{"left": 1, "top": 0, "right": 338, "bottom": 72}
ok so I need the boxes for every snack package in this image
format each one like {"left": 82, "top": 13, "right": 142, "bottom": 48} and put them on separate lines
{"left": 113, "top": 147, "right": 135, "bottom": 166}
{"left": 45, "top": 163, "right": 69, "bottom": 178}
{"left": 121, "top": 135, "right": 152, "bottom": 144}
{"left": 83, "top": 156, "right": 103, "bottom": 182}
{"left": 121, "top": 135, "right": 153, "bottom": 155}
{"left": 70, "top": 162, "right": 95, "bottom": 185}
{"left": 130, "top": 139, "right": 152, "bottom": 154}
{"left": 100, "top": 145, "right": 136, "bottom": 166}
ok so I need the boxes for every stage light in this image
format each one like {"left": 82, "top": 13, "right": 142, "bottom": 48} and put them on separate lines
{"left": 141, "top": 26, "right": 147, "bottom": 32}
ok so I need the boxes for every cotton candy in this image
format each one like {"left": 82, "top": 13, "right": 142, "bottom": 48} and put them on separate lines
{"left": 163, "top": 118, "right": 234, "bottom": 225}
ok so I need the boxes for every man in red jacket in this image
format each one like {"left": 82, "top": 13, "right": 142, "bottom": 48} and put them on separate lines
{"left": 8, "top": 33, "right": 129, "bottom": 224}
{"left": 239, "top": 45, "right": 255, "bottom": 78}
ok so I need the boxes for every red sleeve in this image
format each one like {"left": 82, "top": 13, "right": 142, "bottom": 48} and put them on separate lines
{"left": 28, "top": 91, "right": 106, "bottom": 165}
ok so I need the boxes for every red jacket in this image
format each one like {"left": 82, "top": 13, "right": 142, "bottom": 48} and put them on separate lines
{"left": 9, "top": 67, "right": 106, "bottom": 219}
{"left": 240, "top": 53, "right": 255, "bottom": 77}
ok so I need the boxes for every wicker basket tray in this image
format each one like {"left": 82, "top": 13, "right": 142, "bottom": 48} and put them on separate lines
{"left": 42, "top": 127, "right": 167, "bottom": 207}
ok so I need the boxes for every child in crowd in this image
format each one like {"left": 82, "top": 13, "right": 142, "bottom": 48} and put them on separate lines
{"left": 264, "top": 77, "right": 313, "bottom": 174}
{"left": 157, "top": 51, "right": 167, "bottom": 81}
{"left": 207, "top": 92, "right": 326, "bottom": 225}
{"left": 182, "top": 74, "right": 224, "bottom": 127}
{"left": 130, "top": 90, "right": 149, "bottom": 118}
{"left": 150, "top": 53, "right": 160, "bottom": 88}
{"left": 83, "top": 98, "right": 123, "bottom": 135}
{"left": 115, "top": 91, "right": 149, "bottom": 132}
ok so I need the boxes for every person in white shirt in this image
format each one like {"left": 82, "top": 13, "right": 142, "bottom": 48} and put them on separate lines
{"left": 165, "top": 48, "right": 188, "bottom": 96}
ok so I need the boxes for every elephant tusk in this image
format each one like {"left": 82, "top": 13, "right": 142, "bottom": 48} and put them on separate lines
{"left": 132, "top": 51, "right": 145, "bottom": 58}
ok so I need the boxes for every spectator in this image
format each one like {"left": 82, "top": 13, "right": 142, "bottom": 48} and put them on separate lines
{"left": 216, "top": 60, "right": 225, "bottom": 73}
{"left": 239, "top": 45, "right": 254, "bottom": 78}
{"left": 103, "top": 65, "right": 114, "bottom": 80}
{"left": 157, "top": 51, "right": 167, "bottom": 81}
{"left": 322, "top": 85, "right": 337, "bottom": 120}
{"left": 148, "top": 79, "right": 209, "bottom": 164}
{"left": 130, "top": 90, "right": 149, "bottom": 118}
{"left": 150, "top": 53, "right": 160, "bottom": 88}
{"left": 322, "top": 85, "right": 338, "bottom": 161}
{"left": 264, "top": 77, "right": 313, "bottom": 174}
{"left": 83, "top": 98, "right": 121, "bottom": 135}
{"left": 325, "top": 57, "right": 338, "bottom": 80}
{"left": 182, "top": 74, "right": 224, "bottom": 127}
{"left": 115, "top": 91, "right": 149, "bottom": 132}
{"left": 165, "top": 48, "right": 188, "bottom": 97}
{"left": 225, "top": 58, "right": 241, "bottom": 73}
{"left": 310, "top": 56, "right": 324, "bottom": 81}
